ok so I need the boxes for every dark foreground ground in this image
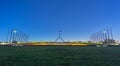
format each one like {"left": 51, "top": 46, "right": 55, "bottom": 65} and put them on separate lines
{"left": 0, "top": 46, "right": 120, "bottom": 66}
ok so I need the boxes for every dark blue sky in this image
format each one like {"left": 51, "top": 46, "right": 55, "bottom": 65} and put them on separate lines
{"left": 0, "top": 0, "right": 120, "bottom": 41}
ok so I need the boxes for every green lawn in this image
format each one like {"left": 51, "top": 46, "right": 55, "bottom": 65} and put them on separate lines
{"left": 0, "top": 46, "right": 120, "bottom": 66}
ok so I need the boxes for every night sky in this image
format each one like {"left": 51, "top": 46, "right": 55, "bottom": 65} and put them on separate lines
{"left": 0, "top": 0, "right": 120, "bottom": 42}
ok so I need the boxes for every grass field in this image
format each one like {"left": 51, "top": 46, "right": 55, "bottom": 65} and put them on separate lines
{"left": 0, "top": 46, "right": 120, "bottom": 66}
